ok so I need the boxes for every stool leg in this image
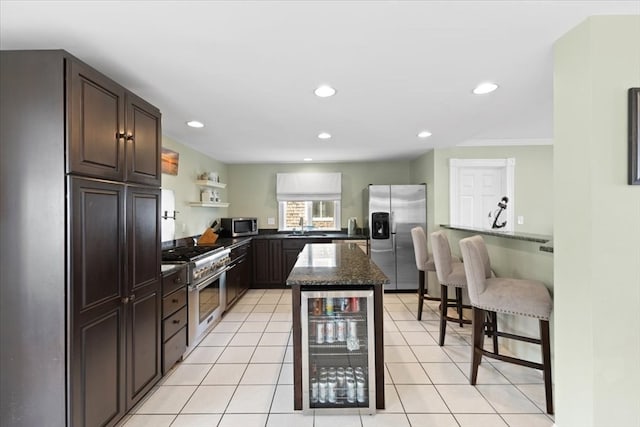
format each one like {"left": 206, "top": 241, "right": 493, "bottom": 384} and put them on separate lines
{"left": 540, "top": 319, "right": 554, "bottom": 414}
{"left": 417, "top": 270, "right": 425, "bottom": 321}
{"left": 455, "top": 287, "right": 464, "bottom": 327}
{"left": 491, "top": 311, "right": 498, "bottom": 354}
{"left": 439, "top": 284, "right": 448, "bottom": 346}
{"left": 470, "top": 307, "right": 485, "bottom": 385}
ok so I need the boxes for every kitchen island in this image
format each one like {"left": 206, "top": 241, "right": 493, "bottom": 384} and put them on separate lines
{"left": 287, "top": 243, "right": 389, "bottom": 412}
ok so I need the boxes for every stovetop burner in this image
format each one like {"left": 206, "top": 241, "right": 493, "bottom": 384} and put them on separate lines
{"left": 162, "top": 245, "right": 223, "bottom": 262}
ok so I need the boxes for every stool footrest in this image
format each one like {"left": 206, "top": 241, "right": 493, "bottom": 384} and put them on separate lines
{"left": 478, "top": 349, "right": 543, "bottom": 371}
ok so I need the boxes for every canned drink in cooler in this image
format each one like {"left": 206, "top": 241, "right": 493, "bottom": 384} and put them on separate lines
{"left": 351, "top": 297, "right": 360, "bottom": 312}
{"left": 318, "top": 376, "right": 327, "bottom": 403}
{"left": 336, "top": 368, "right": 346, "bottom": 397}
{"left": 336, "top": 319, "right": 346, "bottom": 341}
{"left": 325, "top": 297, "right": 334, "bottom": 315}
{"left": 316, "top": 321, "right": 325, "bottom": 344}
{"left": 311, "top": 377, "right": 318, "bottom": 403}
{"left": 325, "top": 320, "right": 335, "bottom": 343}
{"left": 348, "top": 319, "right": 358, "bottom": 340}
{"left": 328, "top": 375, "right": 337, "bottom": 403}
{"left": 356, "top": 376, "right": 366, "bottom": 403}
{"left": 346, "top": 377, "right": 356, "bottom": 403}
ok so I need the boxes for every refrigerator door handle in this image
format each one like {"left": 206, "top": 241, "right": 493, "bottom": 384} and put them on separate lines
{"left": 391, "top": 233, "right": 396, "bottom": 254}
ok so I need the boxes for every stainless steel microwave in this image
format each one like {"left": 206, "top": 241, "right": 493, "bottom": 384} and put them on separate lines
{"left": 220, "top": 217, "right": 258, "bottom": 237}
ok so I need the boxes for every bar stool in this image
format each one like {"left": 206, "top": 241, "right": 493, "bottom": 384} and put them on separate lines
{"left": 430, "top": 230, "right": 471, "bottom": 346}
{"left": 410, "top": 226, "right": 440, "bottom": 320}
{"left": 459, "top": 235, "right": 554, "bottom": 414}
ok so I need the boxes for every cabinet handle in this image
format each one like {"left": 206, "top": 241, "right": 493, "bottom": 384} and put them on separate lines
{"left": 172, "top": 319, "right": 180, "bottom": 324}
{"left": 130, "top": 294, "right": 136, "bottom": 302}
{"left": 121, "top": 296, "right": 129, "bottom": 304}
{"left": 126, "top": 134, "right": 135, "bottom": 142}
{"left": 116, "top": 132, "right": 126, "bottom": 139}
{"left": 172, "top": 298, "right": 179, "bottom": 303}
{"left": 175, "top": 277, "right": 182, "bottom": 283}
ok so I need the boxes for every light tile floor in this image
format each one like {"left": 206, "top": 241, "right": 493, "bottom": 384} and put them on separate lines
{"left": 118, "top": 289, "right": 555, "bottom": 427}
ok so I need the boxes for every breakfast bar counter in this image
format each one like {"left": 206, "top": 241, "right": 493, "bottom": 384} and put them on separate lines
{"left": 287, "top": 243, "right": 389, "bottom": 411}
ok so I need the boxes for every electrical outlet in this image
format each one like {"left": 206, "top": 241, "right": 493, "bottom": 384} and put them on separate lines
{"left": 267, "top": 217, "right": 275, "bottom": 225}
{"left": 517, "top": 216, "right": 524, "bottom": 225}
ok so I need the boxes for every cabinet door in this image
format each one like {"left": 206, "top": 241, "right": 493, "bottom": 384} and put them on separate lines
{"left": 238, "top": 249, "right": 252, "bottom": 295}
{"left": 125, "top": 92, "right": 161, "bottom": 186}
{"left": 126, "top": 186, "right": 162, "bottom": 408}
{"left": 226, "top": 265, "right": 239, "bottom": 306}
{"left": 70, "top": 178, "right": 126, "bottom": 427}
{"left": 68, "top": 60, "right": 126, "bottom": 181}
{"left": 253, "top": 239, "right": 283, "bottom": 285}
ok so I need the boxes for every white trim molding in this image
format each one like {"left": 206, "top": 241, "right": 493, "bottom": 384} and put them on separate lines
{"left": 457, "top": 138, "right": 553, "bottom": 147}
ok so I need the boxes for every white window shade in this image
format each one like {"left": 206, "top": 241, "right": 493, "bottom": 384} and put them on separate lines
{"left": 276, "top": 173, "right": 342, "bottom": 201}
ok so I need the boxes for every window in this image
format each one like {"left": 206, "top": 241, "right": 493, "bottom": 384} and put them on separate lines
{"left": 279, "top": 200, "right": 341, "bottom": 231}
{"left": 276, "top": 172, "right": 342, "bottom": 231}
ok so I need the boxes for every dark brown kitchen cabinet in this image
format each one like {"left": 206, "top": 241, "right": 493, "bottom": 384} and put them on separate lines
{"left": 70, "top": 178, "right": 127, "bottom": 427}
{"left": 162, "top": 266, "right": 188, "bottom": 374}
{"left": 252, "top": 239, "right": 283, "bottom": 287}
{"left": 226, "top": 241, "right": 252, "bottom": 307}
{"left": 68, "top": 59, "right": 161, "bottom": 186}
{"left": 125, "top": 93, "right": 162, "bottom": 186}
{"left": 69, "top": 179, "right": 161, "bottom": 425}
{"left": 125, "top": 186, "right": 162, "bottom": 406}
{"left": 1, "top": 50, "right": 162, "bottom": 427}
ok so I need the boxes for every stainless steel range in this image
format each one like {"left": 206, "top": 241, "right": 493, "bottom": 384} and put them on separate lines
{"left": 162, "top": 245, "right": 231, "bottom": 352}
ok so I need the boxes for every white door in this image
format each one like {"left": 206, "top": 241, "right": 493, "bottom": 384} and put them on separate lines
{"left": 450, "top": 158, "right": 515, "bottom": 231}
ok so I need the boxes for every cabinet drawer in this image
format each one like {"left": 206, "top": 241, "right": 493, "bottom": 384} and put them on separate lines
{"left": 163, "top": 288, "right": 187, "bottom": 318}
{"left": 163, "top": 326, "right": 186, "bottom": 374}
{"left": 163, "top": 306, "right": 187, "bottom": 339}
{"left": 163, "top": 266, "right": 187, "bottom": 296}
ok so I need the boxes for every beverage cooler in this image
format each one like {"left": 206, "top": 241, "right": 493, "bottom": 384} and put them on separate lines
{"left": 300, "top": 290, "right": 375, "bottom": 414}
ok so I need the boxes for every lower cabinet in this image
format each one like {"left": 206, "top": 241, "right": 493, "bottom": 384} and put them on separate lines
{"left": 227, "top": 241, "right": 252, "bottom": 307}
{"left": 70, "top": 178, "right": 161, "bottom": 427}
{"left": 252, "top": 239, "right": 283, "bottom": 287}
{"left": 162, "top": 266, "right": 188, "bottom": 374}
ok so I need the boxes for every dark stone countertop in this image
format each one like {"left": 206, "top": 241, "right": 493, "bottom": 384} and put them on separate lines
{"left": 286, "top": 243, "right": 389, "bottom": 286}
{"left": 251, "top": 231, "right": 368, "bottom": 240}
{"left": 441, "top": 224, "right": 553, "bottom": 252}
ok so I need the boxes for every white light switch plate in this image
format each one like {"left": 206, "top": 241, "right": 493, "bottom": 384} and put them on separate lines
{"left": 517, "top": 216, "right": 524, "bottom": 225}
{"left": 267, "top": 217, "right": 275, "bottom": 225}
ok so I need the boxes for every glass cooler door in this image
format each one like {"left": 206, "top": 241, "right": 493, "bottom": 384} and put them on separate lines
{"left": 301, "top": 290, "right": 375, "bottom": 414}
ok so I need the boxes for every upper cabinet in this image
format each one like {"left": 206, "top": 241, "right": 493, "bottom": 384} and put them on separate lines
{"left": 125, "top": 92, "right": 162, "bottom": 186}
{"left": 68, "top": 60, "right": 161, "bottom": 186}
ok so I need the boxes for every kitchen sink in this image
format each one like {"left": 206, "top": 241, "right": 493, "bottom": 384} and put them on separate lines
{"left": 287, "top": 232, "right": 328, "bottom": 237}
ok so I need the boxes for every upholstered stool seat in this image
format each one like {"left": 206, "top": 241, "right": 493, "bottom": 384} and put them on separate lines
{"left": 459, "top": 235, "right": 554, "bottom": 414}
{"left": 430, "top": 230, "right": 472, "bottom": 346}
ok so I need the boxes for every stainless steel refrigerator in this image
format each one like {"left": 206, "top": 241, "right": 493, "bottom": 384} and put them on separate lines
{"left": 363, "top": 184, "right": 426, "bottom": 291}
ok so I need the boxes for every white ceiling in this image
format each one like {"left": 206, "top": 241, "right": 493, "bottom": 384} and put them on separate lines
{"left": 1, "top": 1, "right": 638, "bottom": 164}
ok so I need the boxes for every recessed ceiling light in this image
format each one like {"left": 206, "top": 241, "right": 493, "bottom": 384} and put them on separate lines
{"left": 472, "top": 82, "right": 499, "bottom": 95}
{"left": 186, "top": 120, "right": 204, "bottom": 128}
{"left": 303, "top": 158, "right": 313, "bottom": 162}
{"left": 417, "top": 130, "right": 432, "bottom": 139}
{"left": 318, "top": 132, "right": 332, "bottom": 140}
{"left": 314, "top": 85, "right": 336, "bottom": 98}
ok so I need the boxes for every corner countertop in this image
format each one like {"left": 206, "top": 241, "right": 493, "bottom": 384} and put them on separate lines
{"left": 440, "top": 224, "right": 554, "bottom": 253}
{"left": 286, "top": 243, "right": 389, "bottom": 286}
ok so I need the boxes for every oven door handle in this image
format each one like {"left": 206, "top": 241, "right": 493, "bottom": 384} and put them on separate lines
{"left": 190, "top": 265, "right": 230, "bottom": 292}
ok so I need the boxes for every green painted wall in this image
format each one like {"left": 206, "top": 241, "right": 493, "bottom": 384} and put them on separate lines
{"left": 161, "top": 136, "right": 229, "bottom": 239}
{"left": 227, "top": 161, "right": 411, "bottom": 229}
{"left": 554, "top": 16, "right": 640, "bottom": 427}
